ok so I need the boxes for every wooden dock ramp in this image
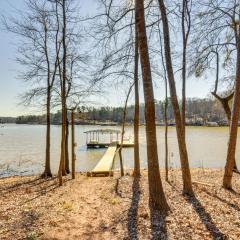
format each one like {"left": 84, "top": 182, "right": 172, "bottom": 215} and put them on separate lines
{"left": 90, "top": 145, "right": 117, "bottom": 176}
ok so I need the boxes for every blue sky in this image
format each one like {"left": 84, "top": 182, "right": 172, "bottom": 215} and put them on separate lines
{"left": 0, "top": 0, "right": 213, "bottom": 117}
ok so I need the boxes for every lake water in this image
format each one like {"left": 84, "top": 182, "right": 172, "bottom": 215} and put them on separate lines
{"left": 0, "top": 124, "right": 239, "bottom": 177}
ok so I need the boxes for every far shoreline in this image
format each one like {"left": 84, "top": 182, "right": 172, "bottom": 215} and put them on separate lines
{"left": 0, "top": 122, "right": 232, "bottom": 127}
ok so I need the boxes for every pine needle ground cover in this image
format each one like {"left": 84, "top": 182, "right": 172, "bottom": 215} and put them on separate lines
{"left": 0, "top": 169, "right": 239, "bottom": 239}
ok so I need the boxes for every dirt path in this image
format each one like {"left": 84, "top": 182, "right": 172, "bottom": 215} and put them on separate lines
{"left": 0, "top": 169, "right": 240, "bottom": 239}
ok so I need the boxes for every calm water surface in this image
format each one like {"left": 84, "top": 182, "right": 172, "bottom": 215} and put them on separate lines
{"left": 0, "top": 124, "right": 239, "bottom": 176}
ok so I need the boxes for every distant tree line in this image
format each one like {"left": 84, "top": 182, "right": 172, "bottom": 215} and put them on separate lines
{"left": 84, "top": 97, "right": 226, "bottom": 124}
{"left": 2, "top": 97, "right": 227, "bottom": 125}
{"left": 0, "top": 117, "right": 15, "bottom": 124}
{"left": 14, "top": 112, "right": 62, "bottom": 125}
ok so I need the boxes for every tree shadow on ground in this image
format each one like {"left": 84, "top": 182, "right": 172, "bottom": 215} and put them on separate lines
{"left": 0, "top": 176, "right": 59, "bottom": 195}
{"left": 227, "top": 188, "right": 240, "bottom": 197}
{"left": 3, "top": 177, "right": 72, "bottom": 212}
{"left": 20, "top": 209, "right": 40, "bottom": 237}
{"left": 203, "top": 189, "right": 240, "bottom": 212}
{"left": 20, "top": 184, "right": 59, "bottom": 206}
{"left": 20, "top": 177, "right": 72, "bottom": 205}
{"left": 185, "top": 195, "right": 226, "bottom": 240}
{"left": 0, "top": 177, "right": 42, "bottom": 193}
{"left": 4, "top": 208, "right": 41, "bottom": 240}
{"left": 150, "top": 208, "right": 168, "bottom": 240}
{"left": 127, "top": 177, "right": 141, "bottom": 240}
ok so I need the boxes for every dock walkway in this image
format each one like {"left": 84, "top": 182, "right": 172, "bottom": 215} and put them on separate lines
{"left": 90, "top": 145, "right": 117, "bottom": 176}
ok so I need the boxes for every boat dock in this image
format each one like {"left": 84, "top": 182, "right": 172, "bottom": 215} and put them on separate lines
{"left": 85, "top": 129, "right": 134, "bottom": 176}
{"left": 84, "top": 129, "right": 134, "bottom": 148}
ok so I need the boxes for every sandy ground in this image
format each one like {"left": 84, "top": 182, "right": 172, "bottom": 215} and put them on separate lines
{"left": 0, "top": 169, "right": 240, "bottom": 240}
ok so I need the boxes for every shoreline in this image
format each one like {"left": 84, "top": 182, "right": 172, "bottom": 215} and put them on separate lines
{"left": 0, "top": 167, "right": 226, "bottom": 179}
{"left": 0, "top": 122, "right": 231, "bottom": 127}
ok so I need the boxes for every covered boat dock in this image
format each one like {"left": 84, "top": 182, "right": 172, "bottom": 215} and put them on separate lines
{"left": 85, "top": 129, "right": 134, "bottom": 176}
{"left": 84, "top": 129, "right": 134, "bottom": 148}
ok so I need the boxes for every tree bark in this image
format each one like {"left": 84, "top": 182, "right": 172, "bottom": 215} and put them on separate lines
{"left": 164, "top": 91, "right": 168, "bottom": 182}
{"left": 181, "top": 0, "right": 187, "bottom": 139}
{"left": 71, "top": 110, "right": 76, "bottom": 179}
{"left": 119, "top": 150, "right": 124, "bottom": 176}
{"left": 65, "top": 110, "right": 70, "bottom": 174}
{"left": 211, "top": 55, "right": 238, "bottom": 173}
{"left": 42, "top": 90, "right": 52, "bottom": 178}
{"left": 158, "top": 21, "right": 169, "bottom": 182}
{"left": 58, "top": 0, "right": 67, "bottom": 185}
{"left": 41, "top": 19, "right": 53, "bottom": 178}
{"left": 133, "top": 14, "right": 140, "bottom": 178}
{"left": 158, "top": 0, "right": 193, "bottom": 195}
{"left": 223, "top": 39, "right": 240, "bottom": 189}
{"left": 211, "top": 51, "right": 232, "bottom": 124}
{"left": 135, "top": 0, "right": 169, "bottom": 212}
{"left": 119, "top": 83, "right": 134, "bottom": 177}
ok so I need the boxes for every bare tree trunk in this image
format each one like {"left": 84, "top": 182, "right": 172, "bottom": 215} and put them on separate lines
{"left": 158, "top": 21, "right": 169, "bottom": 182}
{"left": 133, "top": 17, "right": 140, "bottom": 178}
{"left": 211, "top": 51, "right": 232, "bottom": 124}
{"left": 211, "top": 50, "right": 238, "bottom": 172}
{"left": 164, "top": 89, "right": 168, "bottom": 182}
{"left": 181, "top": 0, "right": 186, "bottom": 138}
{"left": 58, "top": 0, "right": 67, "bottom": 185}
{"left": 136, "top": 0, "right": 169, "bottom": 212}
{"left": 119, "top": 83, "right": 134, "bottom": 177}
{"left": 181, "top": 0, "right": 191, "bottom": 139}
{"left": 223, "top": 40, "right": 240, "bottom": 189}
{"left": 59, "top": 138, "right": 64, "bottom": 186}
{"left": 211, "top": 92, "right": 232, "bottom": 125}
{"left": 42, "top": 90, "right": 52, "bottom": 178}
{"left": 181, "top": 58, "right": 186, "bottom": 138}
{"left": 65, "top": 109, "right": 70, "bottom": 174}
{"left": 62, "top": 0, "right": 67, "bottom": 177}
{"left": 41, "top": 17, "right": 55, "bottom": 179}
{"left": 59, "top": 104, "right": 67, "bottom": 179}
{"left": 212, "top": 94, "right": 239, "bottom": 171}
{"left": 71, "top": 110, "right": 76, "bottom": 179}
{"left": 119, "top": 144, "right": 124, "bottom": 176}
{"left": 158, "top": 0, "right": 193, "bottom": 195}
{"left": 60, "top": 84, "right": 67, "bottom": 175}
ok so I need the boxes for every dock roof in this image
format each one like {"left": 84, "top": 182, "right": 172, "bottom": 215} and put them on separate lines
{"left": 84, "top": 129, "right": 121, "bottom": 134}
